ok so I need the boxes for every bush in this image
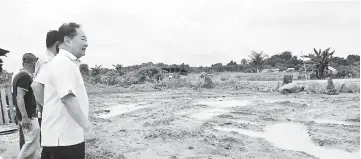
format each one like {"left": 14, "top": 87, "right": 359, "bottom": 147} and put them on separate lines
{"left": 220, "top": 77, "right": 228, "bottom": 81}
{"left": 335, "top": 65, "right": 360, "bottom": 79}
{"left": 79, "top": 64, "right": 89, "bottom": 77}
{"left": 90, "top": 75, "right": 101, "bottom": 84}
{"left": 136, "top": 66, "right": 162, "bottom": 83}
{"left": 159, "top": 78, "right": 194, "bottom": 89}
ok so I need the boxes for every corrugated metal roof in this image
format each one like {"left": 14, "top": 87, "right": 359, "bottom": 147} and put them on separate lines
{"left": 0, "top": 48, "right": 10, "bottom": 56}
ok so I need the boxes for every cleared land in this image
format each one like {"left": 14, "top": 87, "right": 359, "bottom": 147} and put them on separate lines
{"left": 0, "top": 75, "right": 359, "bottom": 159}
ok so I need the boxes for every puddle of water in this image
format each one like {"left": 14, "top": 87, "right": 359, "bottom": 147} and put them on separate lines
{"left": 191, "top": 99, "right": 284, "bottom": 120}
{"left": 217, "top": 123, "right": 360, "bottom": 159}
{"left": 196, "top": 98, "right": 283, "bottom": 108}
{"left": 196, "top": 99, "right": 253, "bottom": 108}
{"left": 97, "top": 103, "right": 146, "bottom": 119}
{"left": 264, "top": 123, "right": 359, "bottom": 159}
{"left": 314, "top": 119, "right": 356, "bottom": 126}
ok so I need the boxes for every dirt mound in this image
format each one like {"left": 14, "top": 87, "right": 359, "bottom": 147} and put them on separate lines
{"left": 144, "top": 129, "right": 202, "bottom": 140}
{"left": 202, "top": 134, "right": 246, "bottom": 157}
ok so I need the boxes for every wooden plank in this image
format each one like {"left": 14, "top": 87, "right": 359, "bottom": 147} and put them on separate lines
{"left": 0, "top": 87, "right": 9, "bottom": 124}
{"left": 0, "top": 94, "right": 3, "bottom": 124}
{"left": 7, "top": 86, "right": 15, "bottom": 123}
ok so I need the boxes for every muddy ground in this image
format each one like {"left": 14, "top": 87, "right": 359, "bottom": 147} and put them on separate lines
{"left": 1, "top": 88, "right": 360, "bottom": 159}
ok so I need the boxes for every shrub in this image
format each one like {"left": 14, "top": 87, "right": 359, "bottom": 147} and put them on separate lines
{"left": 90, "top": 75, "right": 101, "bottom": 84}
{"left": 159, "top": 78, "right": 194, "bottom": 89}
{"left": 79, "top": 64, "right": 89, "bottom": 77}
{"left": 335, "top": 65, "right": 360, "bottom": 79}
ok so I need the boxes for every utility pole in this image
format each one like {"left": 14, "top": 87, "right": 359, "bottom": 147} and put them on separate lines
{"left": 301, "top": 50, "right": 307, "bottom": 80}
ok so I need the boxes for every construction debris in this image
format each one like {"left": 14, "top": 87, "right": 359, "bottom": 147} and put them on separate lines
{"left": 279, "top": 82, "right": 304, "bottom": 94}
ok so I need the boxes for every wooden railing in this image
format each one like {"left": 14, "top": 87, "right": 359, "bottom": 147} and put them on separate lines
{"left": 0, "top": 84, "right": 16, "bottom": 124}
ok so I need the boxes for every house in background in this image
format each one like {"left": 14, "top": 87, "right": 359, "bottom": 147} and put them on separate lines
{"left": 261, "top": 69, "right": 271, "bottom": 73}
{"left": 328, "top": 66, "right": 338, "bottom": 74}
{"left": 285, "top": 68, "right": 295, "bottom": 72}
{"left": 0, "top": 48, "right": 10, "bottom": 72}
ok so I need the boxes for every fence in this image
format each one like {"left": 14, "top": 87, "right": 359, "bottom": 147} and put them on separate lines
{"left": 0, "top": 84, "right": 16, "bottom": 124}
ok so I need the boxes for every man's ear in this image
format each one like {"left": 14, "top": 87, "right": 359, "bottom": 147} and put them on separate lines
{"left": 64, "top": 36, "right": 72, "bottom": 46}
{"left": 53, "top": 41, "right": 59, "bottom": 48}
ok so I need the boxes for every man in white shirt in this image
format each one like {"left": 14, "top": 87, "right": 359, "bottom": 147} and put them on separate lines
{"left": 31, "top": 30, "right": 59, "bottom": 159}
{"left": 33, "top": 30, "right": 59, "bottom": 122}
{"left": 33, "top": 22, "right": 95, "bottom": 159}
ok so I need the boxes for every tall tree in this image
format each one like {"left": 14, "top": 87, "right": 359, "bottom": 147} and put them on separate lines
{"left": 227, "top": 60, "right": 237, "bottom": 66}
{"left": 112, "top": 64, "right": 123, "bottom": 76}
{"left": 79, "top": 64, "right": 89, "bottom": 77}
{"left": 346, "top": 55, "right": 360, "bottom": 65}
{"left": 304, "top": 48, "right": 335, "bottom": 79}
{"left": 241, "top": 59, "right": 247, "bottom": 65}
{"left": 279, "top": 51, "right": 292, "bottom": 60}
{"left": 331, "top": 57, "right": 347, "bottom": 66}
{"left": 91, "top": 65, "right": 102, "bottom": 77}
{"left": 249, "top": 51, "right": 268, "bottom": 71}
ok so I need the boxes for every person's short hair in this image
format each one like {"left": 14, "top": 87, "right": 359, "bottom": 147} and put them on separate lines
{"left": 46, "top": 30, "right": 59, "bottom": 48}
{"left": 57, "top": 22, "right": 81, "bottom": 43}
{"left": 22, "top": 53, "right": 37, "bottom": 64}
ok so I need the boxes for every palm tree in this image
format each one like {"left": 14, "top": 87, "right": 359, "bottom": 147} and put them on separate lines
{"left": 304, "top": 48, "right": 335, "bottom": 79}
{"left": 249, "top": 51, "right": 268, "bottom": 72}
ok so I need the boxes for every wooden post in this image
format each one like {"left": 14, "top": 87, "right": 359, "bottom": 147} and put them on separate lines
{"left": 1, "top": 87, "right": 9, "bottom": 124}
{"left": 326, "top": 77, "right": 335, "bottom": 90}
{"left": 301, "top": 50, "right": 307, "bottom": 80}
{"left": 0, "top": 95, "right": 3, "bottom": 124}
{"left": 7, "top": 86, "right": 15, "bottom": 123}
{"left": 283, "top": 74, "right": 293, "bottom": 85}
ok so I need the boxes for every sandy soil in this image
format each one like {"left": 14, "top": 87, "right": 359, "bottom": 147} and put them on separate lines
{"left": 1, "top": 88, "right": 359, "bottom": 159}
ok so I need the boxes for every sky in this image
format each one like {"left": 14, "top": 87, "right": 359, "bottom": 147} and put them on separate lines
{"left": 0, "top": 0, "right": 359, "bottom": 73}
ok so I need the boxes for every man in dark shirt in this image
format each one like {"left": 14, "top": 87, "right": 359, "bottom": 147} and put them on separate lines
{"left": 12, "top": 53, "right": 41, "bottom": 159}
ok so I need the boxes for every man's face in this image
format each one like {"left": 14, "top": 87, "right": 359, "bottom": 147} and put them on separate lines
{"left": 25, "top": 61, "right": 36, "bottom": 73}
{"left": 68, "top": 28, "right": 88, "bottom": 58}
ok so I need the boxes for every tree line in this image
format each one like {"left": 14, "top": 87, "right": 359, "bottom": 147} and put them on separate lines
{"left": 79, "top": 48, "right": 359, "bottom": 80}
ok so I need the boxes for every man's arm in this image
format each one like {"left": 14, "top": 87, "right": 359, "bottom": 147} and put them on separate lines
{"left": 16, "top": 87, "right": 31, "bottom": 129}
{"left": 60, "top": 94, "right": 91, "bottom": 132}
{"left": 33, "top": 62, "right": 49, "bottom": 114}
{"left": 31, "top": 82, "right": 44, "bottom": 106}
{"left": 31, "top": 82, "right": 44, "bottom": 117}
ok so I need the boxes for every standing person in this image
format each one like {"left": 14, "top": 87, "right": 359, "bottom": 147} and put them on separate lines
{"left": 12, "top": 53, "right": 41, "bottom": 159}
{"left": 34, "top": 22, "right": 95, "bottom": 159}
{"left": 32, "top": 30, "right": 59, "bottom": 137}
{"left": 11, "top": 71, "right": 24, "bottom": 150}
{"left": 31, "top": 30, "right": 59, "bottom": 159}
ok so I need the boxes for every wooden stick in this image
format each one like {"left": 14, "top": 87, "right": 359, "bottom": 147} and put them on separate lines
{"left": 0, "top": 94, "right": 3, "bottom": 124}
{"left": 1, "top": 87, "right": 9, "bottom": 124}
{"left": 7, "top": 86, "right": 15, "bottom": 123}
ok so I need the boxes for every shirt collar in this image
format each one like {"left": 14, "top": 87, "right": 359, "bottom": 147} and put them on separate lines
{"left": 59, "top": 49, "right": 81, "bottom": 64}
{"left": 46, "top": 49, "right": 56, "bottom": 60}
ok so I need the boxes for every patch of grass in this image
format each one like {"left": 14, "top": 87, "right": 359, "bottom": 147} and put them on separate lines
{"left": 340, "top": 82, "right": 360, "bottom": 93}
{"left": 305, "top": 80, "right": 360, "bottom": 94}
{"left": 158, "top": 78, "right": 195, "bottom": 89}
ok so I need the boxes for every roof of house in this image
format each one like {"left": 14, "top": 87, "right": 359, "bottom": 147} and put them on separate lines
{"left": 0, "top": 48, "right": 10, "bottom": 56}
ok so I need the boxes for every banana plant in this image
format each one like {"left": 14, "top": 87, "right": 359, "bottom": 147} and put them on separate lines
{"left": 304, "top": 48, "right": 335, "bottom": 79}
